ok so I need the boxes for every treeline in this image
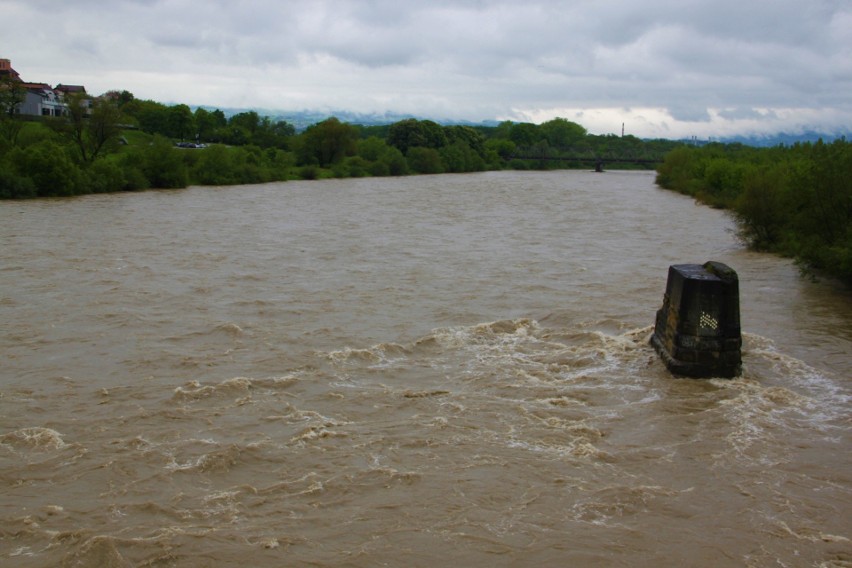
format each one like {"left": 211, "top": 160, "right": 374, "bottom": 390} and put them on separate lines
{"left": 656, "top": 139, "right": 852, "bottom": 285}
{"left": 0, "top": 89, "right": 680, "bottom": 200}
{"left": 3, "top": 89, "right": 849, "bottom": 285}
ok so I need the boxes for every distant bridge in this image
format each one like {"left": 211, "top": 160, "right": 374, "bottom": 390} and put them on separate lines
{"left": 507, "top": 155, "right": 663, "bottom": 172}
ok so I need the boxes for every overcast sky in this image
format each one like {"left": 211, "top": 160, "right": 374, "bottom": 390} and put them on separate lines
{"left": 2, "top": 0, "right": 850, "bottom": 138}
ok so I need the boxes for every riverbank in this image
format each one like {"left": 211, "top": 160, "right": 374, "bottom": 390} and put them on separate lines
{"left": 655, "top": 138, "right": 852, "bottom": 287}
{"left": 0, "top": 115, "right": 671, "bottom": 199}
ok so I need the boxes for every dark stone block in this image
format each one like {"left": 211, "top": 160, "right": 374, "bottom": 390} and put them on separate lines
{"left": 650, "top": 261, "right": 742, "bottom": 378}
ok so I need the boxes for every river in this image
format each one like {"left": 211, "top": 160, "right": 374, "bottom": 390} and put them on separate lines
{"left": 1, "top": 170, "right": 850, "bottom": 567}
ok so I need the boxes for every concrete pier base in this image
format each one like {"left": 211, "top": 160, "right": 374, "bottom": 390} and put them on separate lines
{"left": 650, "top": 261, "right": 742, "bottom": 378}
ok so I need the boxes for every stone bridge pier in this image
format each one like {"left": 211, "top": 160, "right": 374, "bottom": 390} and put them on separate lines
{"left": 650, "top": 261, "right": 742, "bottom": 378}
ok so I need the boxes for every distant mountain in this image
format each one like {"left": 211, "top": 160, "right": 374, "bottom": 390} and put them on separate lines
{"left": 714, "top": 131, "right": 850, "bottom": 147}
{"left": 200, "top": 106, "right": 849, "bottom": 144}
{"left": 201, "top": 106, "right": 501, "bottom": 131}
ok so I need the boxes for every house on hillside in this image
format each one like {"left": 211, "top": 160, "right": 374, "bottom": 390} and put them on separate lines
{"left": 0, "top": 58, "right": 90, "bottom": 117}
{"left": 55, "top": 84, "right": 87, "bottom": 97}
{"left": 54, "top": 83, "right": 93, "bottom": 117}
{"left": 18, "top": 82, "right": 66, "bottom": 117}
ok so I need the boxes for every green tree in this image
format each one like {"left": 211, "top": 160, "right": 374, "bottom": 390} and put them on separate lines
{"left": 509, "top": 122, "right": 540, "bottom": 147}
{"left": 733, "top": 164, "right": 790, "bottom": 250}
{"left": 0, "top": 75, "right": 24, "bottom": 117}
{"left": 270, "top": 119, "right": 295, "bottom": 138}
{"left": 230, "top": 111, "right": 260, "bottom": 135}
{"left": 139, "top": 135, "right": 188, "bottom": 188}
{"left": 220, "top": 125, "right": 249, "bottom": 146}
{"left": 656, "top": 138, "right": 852, "bottom": 285}
{"left": 655, "top": 146, "right": 699, "bottom": 193}
{"left": 123, "top": 99, "right": 170, "bottom": 136}
{"left": 193, "top": 108, "right": 214, "bottom": 141}
{"left": 387, "top": 119, "right": 447, "bottom": 154}
{"left": 10, "top": 140, "right": 81, "bottom": 196}
{"left": 299, "top": 117, "right": 358, "bottom": 167}
{"left": 191, "top": 144, "right": 236, "bottom": 185}
{"left": 357, "top": 136, "right": 389, "bottom": 161}
{"left": 493, "top": 120, "right": 514, "bottom": 140}
{"left": 787, "top": 140, "right": 852, "bottom": 278}
{"left": 251, "top": 116, "right": 295, "bottom": 149}
{"left": 406, "top": 146, "right": 443, "bottom": 174}
{"left": 439, "top": 141, "right": 485, "bottom": 173}
{"left": 485, "top": 138, "right": 516, "bottom": 162}
{"left": 356, "top": 136, "right": 407, "bottom": 175}
{"left": 540, "top": 118, "right": 586, "bottom": 149}
{"left": 168, "top": 104, "right": 195, "bottom": 140}
{"left": 103, "top": 89, "right": 135, "bottom": 108}
{"left": 81, "top": 158, "right": 128, "bottom": 194}
{"left": 700, "top": 158, "right": 745, "bottom": 207}
{"left": 193, "top": 107, "right": 227, "bottom": 141}
{"left": 381, "top": 146, "right": 408, "bottom": 176}
{"left": 445, "top": 125, "right": 486, "bottom": 159}
{"left": 51, "top": 94, "right": 124, "bottom": 163}
{"left": 0, "top": 152, "right": 37, "bottom": 198}
{"left": 0, "top": 75, "right": 26, "bottom": 147}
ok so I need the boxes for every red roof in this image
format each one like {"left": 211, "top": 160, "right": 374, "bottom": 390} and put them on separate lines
{"left": 19, "top": 82, "right": 51, "bottom": 90}
{"left": 55, "top": 84, "right": 87, "bottom": 93}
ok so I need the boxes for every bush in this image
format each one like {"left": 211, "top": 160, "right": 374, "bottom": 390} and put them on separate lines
{"left": 369, "top": 160, "right": 390, "bottom": 177}
{"left": 115, "top": 151, "right": 150, "bottom": 191}
{"left": 0, "top": 166, "right": 37, "bottom": 198}
{"left": 406, "top": 146, "right": 443, "bottom": 174}
{"left": 139, "top": 136, "right": 188, "bottom": 189}
{"left": 342, "top": 156, "right": 370, "bottom": 178}
{"left": 192, "top": 144, "right": 236, "bottom": 185}
{"left": 298, "top": 165, "right": 320, "bottom": 180}
{"left": 10, "top": 141, "right": 81, "bottom": 196}
{"left": 733, "top": 165, "right": 791, "bottom": 250}
{"left": 439, "top": 141, "right": 485, "bottom": 173}
{"left": 380, "top": 146, "right": 408, "bottom": 176}
{"left": 657, "top": 138, "right": 852, "bottom": 286}
{"left": 81, "top": 159, "right": 127, "bottom": 193}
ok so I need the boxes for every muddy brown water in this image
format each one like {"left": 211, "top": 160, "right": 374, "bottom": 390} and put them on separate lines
{"left": 1, "top": 171, "right": 850, "bottom": 567}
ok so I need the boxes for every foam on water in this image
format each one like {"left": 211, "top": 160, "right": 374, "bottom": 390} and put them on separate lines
{"left": 2, "top": 172, "right": 850, "bottom": 567}
{"left": 1, "top": 427, "right": 67, "bottom": 451}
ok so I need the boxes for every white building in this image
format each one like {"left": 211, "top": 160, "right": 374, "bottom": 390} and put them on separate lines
{"left": 17, "top": 83, "right": 66, "bottom": 117}
{"left": 1, "top": 58, "right": 89, "bottom": 118}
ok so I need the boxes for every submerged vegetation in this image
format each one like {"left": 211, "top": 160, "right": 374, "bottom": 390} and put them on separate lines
{"left": 656, "top": 139, "right": 852, "bottom": 285}
{"left": 1, "top": 89, "right": 849, "bottom": 285}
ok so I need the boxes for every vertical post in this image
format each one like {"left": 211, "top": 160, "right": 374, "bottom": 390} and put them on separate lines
{"left": 650, "top": 261, "right": 742, "bottom": 378}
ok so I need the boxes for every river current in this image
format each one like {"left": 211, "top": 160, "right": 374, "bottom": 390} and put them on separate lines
{"left": 1, "top": 170, "right": 850, "bottom": 567}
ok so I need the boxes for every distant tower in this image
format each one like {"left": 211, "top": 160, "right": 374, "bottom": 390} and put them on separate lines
{"left": 0, "top": 58, "right": 21, "bottom": 81}
{"left": 621, "top": 122, "right": 624, "bottom": 137}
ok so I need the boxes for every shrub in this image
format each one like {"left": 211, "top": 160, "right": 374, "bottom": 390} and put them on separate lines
{"left": 733, "top": 165, "right": 791, "bottom": 251}
{"left": 299, "top": 165, "right": 320, "bottom": 180}
{"left": 192, "top": 144, "right": 236, "bottom": 185}
{"left": 10, "top": 141, "right": 81, "bottom": 196}
{"left": 0, "top": 167, "right": 37, "bottom": 198}
{"left": 82, "top": 159, "right": 127, "bottom": 193}
{"left": 140, "top": 136, "right": 188, "bottom": 189}
{"left": 406, "top": 146, "right": 443, "bottom": 174}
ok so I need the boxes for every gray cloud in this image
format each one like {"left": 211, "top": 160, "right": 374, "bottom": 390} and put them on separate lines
{"left": 2, "top": 0, "right": 850, "bottom": 138}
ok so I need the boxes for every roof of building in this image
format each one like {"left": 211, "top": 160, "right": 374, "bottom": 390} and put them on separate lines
{"left": 19, "top": 82, "right": 52, "bottom": 90}
{"left": 55, "top": 84, "right": 87, "bottom": 93}
{"left": 0, "top": 58, "right": 21, "bottom": 81}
